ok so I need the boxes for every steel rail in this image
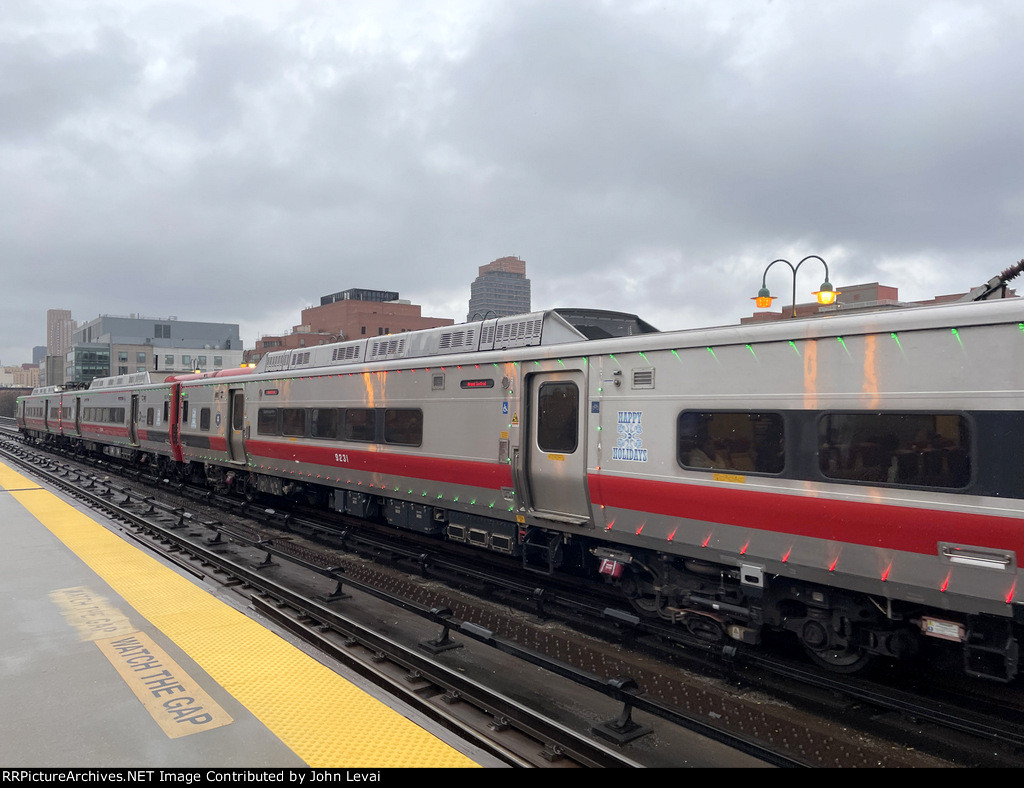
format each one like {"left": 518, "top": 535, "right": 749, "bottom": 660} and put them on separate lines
{"left": 0, "top": 438, "right": 799, "bottom": 768}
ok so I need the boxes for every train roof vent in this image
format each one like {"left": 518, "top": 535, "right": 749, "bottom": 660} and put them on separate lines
{"left": 289, "top": 350, "right": 312, "bottom": 368}
{"left": 331, "top": 344, "right": 362, "bottom": 363}
{"left": 261, "top": 351, "right": 291, "bottom": 373}
{"left": 368, "top": 336, "right": 408, "bottom": 360}
{"left": 89, "top": 371, "right": 153, "bottom": 390}
{"left": 438, "top": 328, "right": 476, "bottom": 351}
{"left": 493, "top": 315, "right": 544, "bottom": 348}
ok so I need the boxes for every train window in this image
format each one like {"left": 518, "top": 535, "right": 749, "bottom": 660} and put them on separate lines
{"left": 310, "top": 408, "right": 342, "bottom": 440}
{"left": 200, "top": 408, "right": 211, "bottom": 431}
{"left": 163, "top": 401, "right": 169, "bottom": 424}
{"left": 384, "top": 409, "right": 423, "bottom": 446}
{"left": 344, "top": 408, "right": 375, "bottom": 442}
{"left": 282, "top": 408, "right": 306, "bottom": 437}
{"left": 257, "top": 408, "right": 280, "bottom": 435}
{"left": 146, "top": 408, "right": 154, "bottom": 427}
{"left": 678, "top": 411, "right": 785, "bottom": 474}
{"left": 818, "top": 412, "right": 971, "bottom": 488}
{"left": 537, "top": 382, "right": 579, "bottom": 453}
{"left": 231, "top": 392, "right": 244, "bottom": 431}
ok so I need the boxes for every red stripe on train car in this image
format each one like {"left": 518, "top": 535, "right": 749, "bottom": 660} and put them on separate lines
{"left": 588, "top": 473, "right": 1024, "bottom": 558}
{"left": 245, "top": 439, "right": 513, "bottom": 490}
{"left": 79, "top": 425, "right": 132, "bottom": 439}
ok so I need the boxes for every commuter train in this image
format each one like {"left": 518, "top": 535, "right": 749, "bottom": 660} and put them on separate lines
{"left": 16, "top": 297, "right": 1024, "bottom": 681}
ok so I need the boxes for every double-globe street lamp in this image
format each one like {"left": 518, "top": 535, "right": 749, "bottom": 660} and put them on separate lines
{"left": 752, "top": 254, "right": 840, "bottom": 318}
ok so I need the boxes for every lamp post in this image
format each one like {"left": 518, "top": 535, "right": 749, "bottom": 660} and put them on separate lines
{"left": 752, "top": 254, "right": 839, "bottom": 318}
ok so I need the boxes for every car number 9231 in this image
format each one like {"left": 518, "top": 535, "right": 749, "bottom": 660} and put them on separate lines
{"left": 334, "top": 453, "right": 350, "bottom": 463}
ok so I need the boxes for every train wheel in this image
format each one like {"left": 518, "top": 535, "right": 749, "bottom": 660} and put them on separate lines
{"left": 800, "top": 619, "right": 872, "bottom": 673}
{"left": 625, "top": 591, "right": 664, "bottom": 617}
{"left": 619, "top": 570, "right": 666, "bottom": 618}
{"left": 684, "top": 613, "right": 725, "bottom": 643}
{"left": 242, "top": 474, "right": 259, "bottom": 503}
{"left": 804, "top": 645, "right": 872, "bottom": 673}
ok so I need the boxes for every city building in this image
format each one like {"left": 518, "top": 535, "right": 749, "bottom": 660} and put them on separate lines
{"left": 0, "top": 364, "right": 40, "bottom": 389}
{"left": 467, "top": 256, "right": 531, "bottom": 321}
{"left": 46, "top": 309, "right": 75, "bottom": 356}
{"left": 66, "top": 315, "right": 244, "bottom": 384}
{"left": 43, "top": 309, "right": 77, "bottom": 386}
{"left": 40, "top": 356, "right": 65, "bottom": 387}
{"left": 247, "top": 289, "right": 453, "bottom": 364}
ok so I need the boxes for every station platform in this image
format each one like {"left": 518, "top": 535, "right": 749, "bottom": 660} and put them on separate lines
{"left": 0, "top": 460, "right": 491, "bottom": 769}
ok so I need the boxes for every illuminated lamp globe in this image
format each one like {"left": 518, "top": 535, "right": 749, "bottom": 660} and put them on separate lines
{"left": 752, "top": 287, "right": 775, "bottom": 309}
{"left": 813, "top": 280, "right": 840, "bottom": 306}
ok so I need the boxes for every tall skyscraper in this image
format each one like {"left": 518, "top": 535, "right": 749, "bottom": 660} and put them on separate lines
{"left": 46, "top": 309, "right": 75, "bottom": 356}
{"left": 467, "top": 256, "right": 531, "bottom": 321}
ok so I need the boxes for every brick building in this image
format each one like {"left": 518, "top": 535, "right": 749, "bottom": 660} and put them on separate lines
{"left": 247, "top": 289, "right": 453, "bottom": 364}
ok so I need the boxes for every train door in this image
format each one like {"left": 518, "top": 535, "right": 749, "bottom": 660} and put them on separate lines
{"left": 168, "top": 384, "right": 184, "bottom": 463}
{"left": 523, "top": 371, "right": 590, "bottom": 522}
{"left": 129, "top": 394, "right": 140, "bottom": 445}
{"left": 227, "top": 387, "right": 246, "bottom": 463}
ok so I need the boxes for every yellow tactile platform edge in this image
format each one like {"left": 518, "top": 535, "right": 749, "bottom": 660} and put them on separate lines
{"left": 0, "top": 461, "right": 478, "bottom": 768}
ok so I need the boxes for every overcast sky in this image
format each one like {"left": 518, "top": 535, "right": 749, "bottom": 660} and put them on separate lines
{"left": 3, "top": 0, "right": 1023, "bottom": 366}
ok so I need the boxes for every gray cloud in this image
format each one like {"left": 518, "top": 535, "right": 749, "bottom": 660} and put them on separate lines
{"left": 2, "top": 0, "right": 1022, "bottom": 367}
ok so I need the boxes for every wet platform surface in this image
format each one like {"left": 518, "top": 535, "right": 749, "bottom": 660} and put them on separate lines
{"left": 0, "top": 460, "right": 494, "bottom": 769}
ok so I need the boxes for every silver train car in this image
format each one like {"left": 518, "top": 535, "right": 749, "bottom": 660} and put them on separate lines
{"left": 17, "top": 300, "right": 1024, "bottom": 680}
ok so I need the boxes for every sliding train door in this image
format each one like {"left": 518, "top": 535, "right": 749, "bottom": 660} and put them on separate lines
{"left": 227, "top": 387, "right": 246, "bottom": 463}
{"left": 524, "top": 370, "right": 590, "bottom": 523}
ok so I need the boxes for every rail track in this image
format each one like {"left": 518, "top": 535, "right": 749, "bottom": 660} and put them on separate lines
{"left": 0, "top": 430, "right": 797, "bottom": 768}
{"left": 3, "top": 426, "right": 1022, "bottom": 767}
